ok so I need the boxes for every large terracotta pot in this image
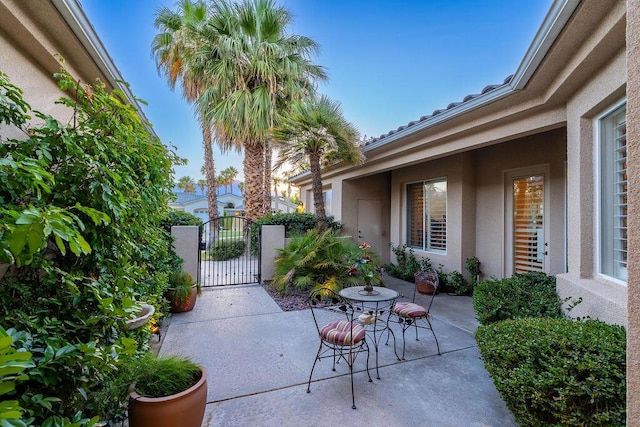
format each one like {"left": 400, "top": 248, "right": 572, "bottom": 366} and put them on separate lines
{"left": 128, "top": 367, "right": 207, "bottom": 427}
{"left": 166, "top": 285, "right": 198, "bottom": 313}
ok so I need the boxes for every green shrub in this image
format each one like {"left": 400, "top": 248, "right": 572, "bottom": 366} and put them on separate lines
{"left": 441, "top": 270, "right": 469, "bottom": 295}
{"left": 161, "top": 210, "right": 203, "bottom": 232}
{"left": 473, "top": 272, "right": 563, "bottom": 324}
{"left": 271, "top": 229, "right": 380, "bottom": 294}
{"left": 249, "top": 212, "right": 342, "bottom": 254}
{"left": 0, "top": 69, "right": 178, "bottom": 423}
{"left": 383, "top": 243, "right": 431, "bottom": 282}
{"left": 210, "top": 238, "right": 245, "bottom": 260}
{"left": 475, "top": 318, "right": 626, "bottom": 426}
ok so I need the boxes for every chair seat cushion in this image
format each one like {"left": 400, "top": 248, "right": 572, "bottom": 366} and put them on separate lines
{"left": 393, "top": 302, "right": 427, "bottom": 318}
{"left": 319, "top": 320, "right": 365, "bottom": 345}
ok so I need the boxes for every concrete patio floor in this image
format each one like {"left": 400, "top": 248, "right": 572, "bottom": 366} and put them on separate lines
{"left": 159, "top": 276, "right": 517, "bottom": 426}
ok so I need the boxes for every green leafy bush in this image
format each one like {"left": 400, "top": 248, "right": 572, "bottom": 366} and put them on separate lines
{"left": 249, "top": 212, "right": 342, "bottom": 254}
{"left": 475, "top": 318, "right": 626, "bottom": 426}
{"left": 0, "top": 68, "right": 178, "bottom": 423}
{"left": 473, "top": 272, "right": 563, "bottom": 324}
{"left": 271, "top": 229, "right": 379, "bottom": 294}
{"left": 383, "top": 243, "right": 431, "bottom": 282}
{"left": 161, "top": 210, "right": 203, "bottom": 232}
{"left": 440, "top": 270, "right": 469, "bottom": 295}
{"left": 210, "top": 239, "right": 245, "bottom": 260}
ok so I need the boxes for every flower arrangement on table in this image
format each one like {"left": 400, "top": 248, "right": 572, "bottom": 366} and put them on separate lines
{"left": 347, "top": 242, "right": 383, "bottom": 292}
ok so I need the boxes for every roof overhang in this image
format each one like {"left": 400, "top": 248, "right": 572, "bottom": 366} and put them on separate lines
{"left": 51, "top": 0, "right": 156, "bottom": 136}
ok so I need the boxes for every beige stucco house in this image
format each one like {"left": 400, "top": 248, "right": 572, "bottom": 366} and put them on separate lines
{"left": 2, "top": 0, "right": 639, "bottom": 423}
{"left": 292, "top": 0, "right": 639, "bottom": 421}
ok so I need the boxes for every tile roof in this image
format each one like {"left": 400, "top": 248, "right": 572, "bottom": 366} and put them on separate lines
{"left": 362, "top": 74, "right": 514, "bottom": 146}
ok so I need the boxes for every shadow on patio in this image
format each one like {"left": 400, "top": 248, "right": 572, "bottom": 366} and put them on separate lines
{"left": 159, "top": 275, "right": 516, "bottom": 427}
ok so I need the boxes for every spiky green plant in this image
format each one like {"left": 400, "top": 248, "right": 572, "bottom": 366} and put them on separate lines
{"left": 271, "top": 229, "right": 381, "bottom": 294}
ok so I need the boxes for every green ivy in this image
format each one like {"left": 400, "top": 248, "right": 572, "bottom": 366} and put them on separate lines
{"left": 0, "top": 67, "right": 179, "bottom": 423}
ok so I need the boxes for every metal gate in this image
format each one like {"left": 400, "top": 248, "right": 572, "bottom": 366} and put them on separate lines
{"left": 199, "top": 216, "right": 261, "bottom": 286}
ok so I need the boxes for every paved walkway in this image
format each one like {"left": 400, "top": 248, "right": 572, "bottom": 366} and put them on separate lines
{"left": 159, "top": 276, "right": 517, "bottom": 426}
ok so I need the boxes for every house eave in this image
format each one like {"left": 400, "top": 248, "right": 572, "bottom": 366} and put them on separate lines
{"left": 51, "top": 0, "right": 157, "bottom": 137}
{"left": 363, "top": 0, "right": 580, "bottom": 154}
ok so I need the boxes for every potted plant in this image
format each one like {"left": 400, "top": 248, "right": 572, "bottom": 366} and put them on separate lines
{"left": 128, "top": 354, "right": 207, "bottom": 427}
{"left": 165, "top": 270, "right": 199, "bottom": 313}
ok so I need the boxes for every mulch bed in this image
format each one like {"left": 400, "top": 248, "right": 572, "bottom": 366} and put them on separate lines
{"left": 262, "top": 282, "right": 309, "bottom": 311}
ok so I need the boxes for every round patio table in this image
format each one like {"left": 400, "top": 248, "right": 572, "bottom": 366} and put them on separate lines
{"left": 339, "top": 286, "right": 400, "bottom": 379}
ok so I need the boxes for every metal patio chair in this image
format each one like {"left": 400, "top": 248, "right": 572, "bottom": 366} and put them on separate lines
{"left": 387, "top": 271, "right": 441, "bottom": 359}
{"left": 307, "top": 287, "right": 372, "bottom": 409}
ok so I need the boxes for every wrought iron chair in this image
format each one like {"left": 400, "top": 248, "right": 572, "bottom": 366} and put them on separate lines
{"left": 307, "top": 288, "right": 372, "bottom": 409}
{"left": 387, "top": 271, "right": 441, "bottom": 359}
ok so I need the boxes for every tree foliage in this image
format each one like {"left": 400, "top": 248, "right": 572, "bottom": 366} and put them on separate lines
{"left": 0, "top": 69, "right": 179, "bottom": 424}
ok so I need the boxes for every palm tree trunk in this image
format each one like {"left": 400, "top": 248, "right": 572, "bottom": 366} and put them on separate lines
{"left": 202, "top": 125, "right": 218, "bottom": 223}
{"left": 264, "top": 140, "right": 273, "bottom": 215}
{"left": 308, "top": 152, "right": 327, "bottom": 232}
{"left": 243, "top": 141, "right": 265, "bottom": 221}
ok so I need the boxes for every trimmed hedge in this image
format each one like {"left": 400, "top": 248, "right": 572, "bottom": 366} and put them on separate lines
{"left": 210, "top": 239, "right": 245, "bottom": 260}
{"left": 475, "top": 318, "right": 626, "bottom": 426}
{"left": 473, "top": 272, "right": 563, "bottom": 324}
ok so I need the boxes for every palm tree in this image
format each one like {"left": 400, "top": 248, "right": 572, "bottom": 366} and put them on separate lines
{"left": 197, "top": 179, "right": 207, "bottom": 194}
{"left": 272, "top": 95, "right": 364, "bottom": 231}
{"left": 178, "top": 176, "right": 197, "bottom": 193}
{"left": 220, "top": 166, "right": 239, "bottom": 194}
{"left": 152, "top": 0, "right": 219, "bottom": 222}
{"left": 194, "top": 0, "right": 327, "bottom": 221}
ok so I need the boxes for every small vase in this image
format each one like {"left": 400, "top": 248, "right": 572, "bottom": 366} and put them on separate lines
{"left": 363, "top": 281, "right": 374, "bottom": 293}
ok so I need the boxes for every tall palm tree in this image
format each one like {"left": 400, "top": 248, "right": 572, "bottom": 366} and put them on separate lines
{"left": 152, "top": 0, "right": 219, "bottom": 222}
{"left": 195, "top": 0, "right": 326, "bottom": 221}
{"left": 272, "top": 95, "right": 364, "bottom": 231}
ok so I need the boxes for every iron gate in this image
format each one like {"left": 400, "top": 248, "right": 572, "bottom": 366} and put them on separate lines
{"left": 199, "top": 216, "right": 261, "bottom": 286}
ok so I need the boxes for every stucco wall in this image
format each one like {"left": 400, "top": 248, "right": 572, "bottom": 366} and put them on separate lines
{"left": 341, "top": 172, "right": 391, "bottom": 263}
{"left": 390, "top": 153, "right": 469, "bottom": 273}
{"left": 474, "top": 129, "right": 567, "bottom": 279}
{"left": 626, "top": 0, "right": 639, "bottom": 423}
{"left": 556, "top": 44, "right": 627, "bottom": 326}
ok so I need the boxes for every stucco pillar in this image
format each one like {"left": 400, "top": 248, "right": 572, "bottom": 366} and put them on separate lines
{"left": 171, "top": 226, "right": 200, "bottom": 284}
{"left": 260, "top": 225, "right": 285, "bottom": 283}
{"left": 626, "top": 1, "right": 640, "bottom": 424}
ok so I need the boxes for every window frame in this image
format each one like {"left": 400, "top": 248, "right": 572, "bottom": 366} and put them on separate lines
{"left": 595, "top": 99, "right": 627, "bottom": 284}
{"left": 405, "top": 177, "right": 447, "bottom": 254}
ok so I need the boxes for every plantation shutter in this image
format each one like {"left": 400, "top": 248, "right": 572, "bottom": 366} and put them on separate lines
{"left": 601, "top": 105, "right": 627, "bottom": 281}
{"left": 407, "top": 183, "right": 424, "bottom": 248}
{"left": 426, "top": 181, "right": 447, "bottom": 250}
{"left": 512, "top": 175, "right": 544, "bottom": 273}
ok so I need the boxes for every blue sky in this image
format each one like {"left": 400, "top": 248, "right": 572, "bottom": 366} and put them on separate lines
{"left": 80, "top": 0, "right": 553, "bottom": 182}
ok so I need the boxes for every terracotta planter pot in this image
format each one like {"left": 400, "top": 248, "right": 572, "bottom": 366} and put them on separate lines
{"left": 166, "top": 285, "right": 198, "bottom": 313}
{"left": 128, "top": 367, "right": 207, "bottom": 427}
{"left": 415, "top": 271, "right": 436, "bottom": 295}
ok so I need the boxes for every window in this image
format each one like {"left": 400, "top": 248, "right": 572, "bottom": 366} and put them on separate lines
{"left": 599, "top": 103, "right": 627, "bottom": 282}
{"left": 407, "top": 179, "right": 447, "bottom": 251}
{"left": 308, "top": 189, "right": 332, "bottom": 215}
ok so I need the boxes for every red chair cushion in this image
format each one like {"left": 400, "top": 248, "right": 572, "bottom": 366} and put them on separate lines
{"left": 393, "top": 302, "right": 427, "bottom": 318}
{"left": 319, "top": 320, "right": 365, "bottom": 345}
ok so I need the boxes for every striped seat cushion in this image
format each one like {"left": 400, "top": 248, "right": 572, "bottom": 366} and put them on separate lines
{"left": 393, "top": 302, "right": 427, "bottom": 318}
{"left": 319, "top": 320, "right": 365, "bottom": 345}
